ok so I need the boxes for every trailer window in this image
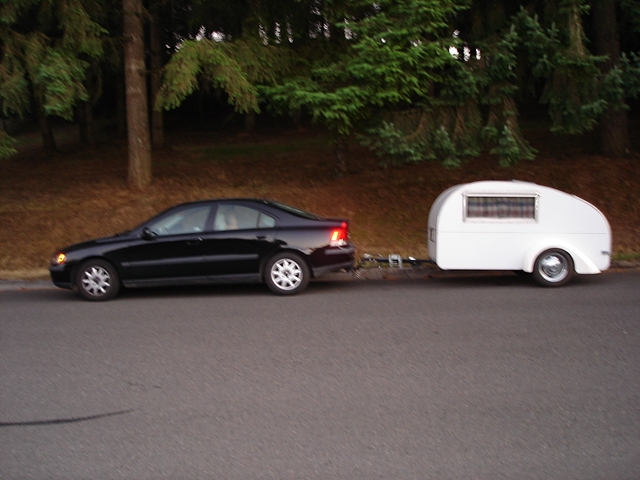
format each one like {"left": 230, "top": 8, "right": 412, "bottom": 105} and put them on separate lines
{"left": 465, "top": 196, "right": 537, "bottom": 220}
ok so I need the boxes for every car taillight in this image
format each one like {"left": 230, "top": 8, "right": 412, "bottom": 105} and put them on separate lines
{"left": 330, "top": 222, "right": 349, "bottom": 247}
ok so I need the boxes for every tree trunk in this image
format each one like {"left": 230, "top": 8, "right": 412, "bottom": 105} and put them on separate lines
{"left": 291, "top": 109, "right": 303, "bottom": 129}
{"left": 116, "top": 74, "right": 127, "bottom": 140}
{"left": 77, "top": 101, "right": 95, "bottom": 148}
{"left": 123, "top": 0, "right": 152, "bottom": 187}
{"left": 333, "top": 136, "right": 348, "bottom": 178}
{"left": 591, "top": 0, "right": 631, "bottom": 157}
{"left": 149, "top": 5, "right": 165, "bottom": 149}
{"left": 36, "top": 103, "right": 57, "bottom": 154}
{"left": 245, "top": 111, "right": 256, "bottom": 133}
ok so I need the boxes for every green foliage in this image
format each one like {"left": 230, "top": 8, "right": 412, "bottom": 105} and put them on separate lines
{"left": 356, "top": 5, "right": 528, "bottom": 168}
{"left": 56, "top": 0, "right": 106, "bottom": 56}
{"left": 38, "top": 50, "right": 90, "bottom": 119}
{"left": 0, "top": 0, "right": 26, "bottom": 25}
{"left": 0, "top": 34, "right": 30, "bottom": 116}
{"left": 341, "top": 0, "right": 463, "bottom": 104}
{"left": 512, "top": 6, "right": 607, "bottom": 135}
{"left": 602, "top": 52, "right": 640, "bottom": 109}
{"left": 360, "top": 121, "right": 427, "bottom": 165}
{"left": 619, "top": 0, "right": 640, "bottom": 37}
{"left": 621, "top": 52, "right": 640, "bottom": 98}
{"left": 431, "top": 126, "right": 459, "bottom": 167}
{"left": 361, "top": 99, "right": 484, "bottom": 168}
{"left": 157, "top": 38, "right": 293, "bottom": 114}
{"left": 264, "top": 0, "right": 466, "bottom": 139}
{"left": 0, "top": 29, "right": 95, "bottom": 120}
{"left": 340, "top": 0, "right": 544, "bottom": 167}
{"left": 1, "top": 0, "right": 636, "bottom": 166}
{"left": 0, "top": 130, "right": 17, "bottom": 159}
{"left": 361, "top": 0, "right": 638, "bottom": 167}
{"left": 266, "top": 76, "right": 374, "bottom": 134}
{"left": 488, "top": 125, "right": 535, "bottom": 167}
{"left": 0, "top": 0, "right": 106, "bottom": 152}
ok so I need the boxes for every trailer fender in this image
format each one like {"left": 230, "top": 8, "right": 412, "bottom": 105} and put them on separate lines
{"left": 523, "top": 242, "right": 602, "bottom": 275}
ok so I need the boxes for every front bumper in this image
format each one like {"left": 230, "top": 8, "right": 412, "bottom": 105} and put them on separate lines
{"left": 49, "top": 264, "right": 74, "bottom": 290}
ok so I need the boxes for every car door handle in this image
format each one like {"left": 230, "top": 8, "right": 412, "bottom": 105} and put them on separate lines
{"left": 187, "top": 238, "right": 203, "bottom": 245}
{"left": 256, "top": 235, "right": 273, "bottom": 241}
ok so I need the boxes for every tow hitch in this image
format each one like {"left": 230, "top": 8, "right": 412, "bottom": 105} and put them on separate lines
{"left": 356, "top": 254, "right": 435, "bottom": 270}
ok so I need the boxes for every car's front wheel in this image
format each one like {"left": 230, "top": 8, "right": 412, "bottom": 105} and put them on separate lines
{"left": 76, "top": 259, "right": 121, "bottom": 301}
{"left": 264, "top": 252, "right": 310, "bottom": 295}
{"left": 532, "top": 249, "right": 573, "bottom": 287}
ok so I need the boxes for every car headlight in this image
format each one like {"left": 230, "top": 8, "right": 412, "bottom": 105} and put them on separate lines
{"left": 52, "top": 252, "right": 67, "bottom": 265}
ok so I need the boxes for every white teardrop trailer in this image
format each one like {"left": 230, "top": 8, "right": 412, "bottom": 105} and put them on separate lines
{"left": 426, "top": 180, "right": 612, "bottom": 286}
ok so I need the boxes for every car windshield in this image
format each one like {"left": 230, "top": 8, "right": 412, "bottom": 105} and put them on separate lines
{"left": 267, "top": 200, "right": 321, "bottom": 220}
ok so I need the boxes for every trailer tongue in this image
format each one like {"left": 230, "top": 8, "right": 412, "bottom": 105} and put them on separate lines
{"left": 357, "top": 254, "right": 434, "bottom": 269}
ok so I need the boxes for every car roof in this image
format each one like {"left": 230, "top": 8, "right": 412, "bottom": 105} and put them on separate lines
{"left": 173, "top": 198, "right": 270, "bottom": 206}
{"left": 167, "top": 199, "right": 323, "bottom": 220}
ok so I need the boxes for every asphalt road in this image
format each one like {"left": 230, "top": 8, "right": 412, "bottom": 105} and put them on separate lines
{"left": 1, "top": 272, "right": 639, "bottom": 479}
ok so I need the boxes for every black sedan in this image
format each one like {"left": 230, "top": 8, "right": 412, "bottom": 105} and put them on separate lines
{"left": 50, "top": 199, "right": 355, "bottom": 300}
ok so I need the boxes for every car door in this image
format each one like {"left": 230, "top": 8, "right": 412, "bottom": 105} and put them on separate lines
{"left": 199, "top": 203, "right": 277, "bottom": 278}
{"left": 113, "top": 204, "right": 214, "bottom": 283}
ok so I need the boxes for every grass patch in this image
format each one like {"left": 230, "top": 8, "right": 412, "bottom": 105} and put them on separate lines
{"left": 612, "top": 251, "right": 640, "bottom": 262}
{"left": 197, "top": 135, "right": 329, "bottom": 163}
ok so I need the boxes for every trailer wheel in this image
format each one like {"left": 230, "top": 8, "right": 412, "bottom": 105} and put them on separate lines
{"left": 532, "top": 249, "right": 573, "bottom": 287}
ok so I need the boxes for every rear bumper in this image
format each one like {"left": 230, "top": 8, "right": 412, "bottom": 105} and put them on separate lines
{"left": 312, "top": 260, "right": 354, "bottom": 277}
{"left": 311, "top": 244, "right": 356, "bottom": 277}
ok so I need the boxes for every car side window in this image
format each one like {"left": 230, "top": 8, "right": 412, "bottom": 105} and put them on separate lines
{"left": 214, "top": 205, "right": 276, "bottom": 231}
{"left": 148, "top": 205, "right": 212, "bottom": 236}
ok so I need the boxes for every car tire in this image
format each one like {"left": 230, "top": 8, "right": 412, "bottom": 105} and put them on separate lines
{"left": 264, "top": 252, "right": 310, "bottom": 295}
{"left": 532, "top": 249, "right": 573, "bottom": 287}
{"left": 76, "top": 259, "right": 121, "bottom": 301}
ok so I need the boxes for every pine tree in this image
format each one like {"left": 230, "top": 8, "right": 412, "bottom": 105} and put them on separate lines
{"left": 263, "top": 0, "right": 471, "bottom": 173}
{"left": 0, "top": 0, "right": 106, "bottom": 157}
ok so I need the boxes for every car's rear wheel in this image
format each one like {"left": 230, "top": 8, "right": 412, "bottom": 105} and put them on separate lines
{"left": 76, "top": 259, "right": 121, "bottom": 301}
{"left": 265, "top": 252, "right": 310, "bottom": 295}
{"left": 532, "top": 249, "right": 573, "bottom": 287}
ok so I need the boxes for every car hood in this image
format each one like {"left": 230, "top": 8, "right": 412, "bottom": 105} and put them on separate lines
{"left": 59, "top": 231, "right": 133, "bottom": 252}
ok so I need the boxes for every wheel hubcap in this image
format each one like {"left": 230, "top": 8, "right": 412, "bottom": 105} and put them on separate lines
{"left": 271, "top": 259, "right": 302, "bottom": 291}
{"left": 81, "top": 266, "right": 111, "bottom": 296}
{"left": 539, "top": 254, "right": 568, "bottom": 282}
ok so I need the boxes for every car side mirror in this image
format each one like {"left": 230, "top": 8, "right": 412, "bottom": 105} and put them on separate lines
{"left": 141, "top": 227, "right": 156, "bottom": 240}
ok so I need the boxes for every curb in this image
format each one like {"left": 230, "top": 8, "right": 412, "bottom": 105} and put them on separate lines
{"left": 0, "top": 279, "right": 53, "bottom": 292}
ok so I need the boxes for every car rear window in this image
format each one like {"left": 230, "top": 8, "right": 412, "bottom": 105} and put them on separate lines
{"left": 266, "top": 200, "right": 322, "bottom": 220}
{"left": 215, "top": 205, "right": 276, "bottom": 230}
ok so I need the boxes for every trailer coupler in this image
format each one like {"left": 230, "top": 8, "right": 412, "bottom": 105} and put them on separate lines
{"left": 356, "top": 253, "right": 435, "bottom": 270}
